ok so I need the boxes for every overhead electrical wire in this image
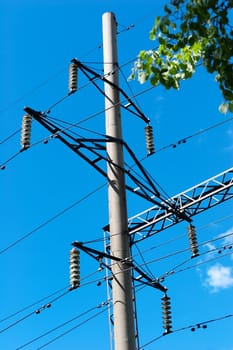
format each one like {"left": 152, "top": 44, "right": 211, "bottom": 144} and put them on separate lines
{"left": 0, "top": 290, "right": 69, "bottom": 335}
{"left": 76, "top": 212, "right": 233, "bottom": 257}
{"left": 134, "top": 243, "right": 156, "bottom": 280}
{"left": 16, "top": 300, "right": 110, "bottom": 350}
{"left": 119, "top": 65, "right": 144, "bottom": 112}
{"left": 140, "top": 313, "right": 233, "bottom": 349}
{"left": 0, "top": 0, "right": 167, "bottom": 117}
{"left": 0, "top": 85, "right": 156, "bottom": 170}
{"left": 0, "top": 200, "right": 227, "bottom": 288}
{"left": 1, "top": 78, "right": 232, "bottom": 171}
{"left": 0, "top": 183, "right": 106, "bottom": 255}
{"left": 47, "top": 233, "right": 233, "bottom": 298}
{"left": 70, "top": 215, "right": 233, "bottom": 272}
{"left": 1, "top": 9, "right": 231, "bottom": 349}
{"left": 2, "top": 237, "right": 232, "bottom": 345}
{"left": 130, "top": 236, "right": 233, "bottom": 284}
{"left": 163, "top": 250, "right": 233, "bottom": 280}
{"left": 0, "top": 0, "right": 223, "bottom": 148}
{"left": 155, "top": 115, "right": 233, "bottom": 154}
{"left": 0, "top": 150, "right": 22, "bottom": 170}
{"left": 20, "top": 278, "right": 164, "bottom": 350}
{"left": 1, "top": 103, "right": 229, "bottom": 254}
{"left": 27, "top": 104, "right": 233, "bottom": 162}
{"left": 0, "top": 128, "right": 21, "bottom": 145}
{"left": 14, "top": 274, "right": 157, "bottom": 349}
{"left": 0, "top": 285, "right": 68, "bottom": 325}
{"left": 0, "top": 67, "right": 68, "bottom": 115}
{"left": 4, "top": 226, "right": 228, "bottom": 328}
{"left": 14, "top": 273, "right": 233, "bottom": 350}
{"left": 92, "top": 232, "right": 233, "bottom": 287}
{"left": 0, "top": 268, "right": 106, "bottom": 335}
{"left": 125, "top": 157, "right": 175, "bottom": 203}
{"left": 138, "top": 230, "right": 233, "bottom": 267}
{"left": 132, "top": 234, "right": 233, "bottom": 282}
{"left": 0, "top": 60, "right": 226, "bottom": 263}
{"left": 17, "top": 289, "right": 145, "bottom": 349}
{"left": 36, "top": 306, "right": 108, "bottom": 350}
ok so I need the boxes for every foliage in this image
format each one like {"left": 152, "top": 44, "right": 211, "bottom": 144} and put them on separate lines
{"left": 130, "top": 0, "right": 233, "bottom": 113}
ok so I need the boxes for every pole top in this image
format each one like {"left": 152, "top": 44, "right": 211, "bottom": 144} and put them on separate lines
{"left": 102, "top": 11, "right": 117, "bottom": 24}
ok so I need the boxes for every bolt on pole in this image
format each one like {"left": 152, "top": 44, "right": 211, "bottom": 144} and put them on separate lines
{"left": 102, "top": 12, "right": 136, "bottom": 350}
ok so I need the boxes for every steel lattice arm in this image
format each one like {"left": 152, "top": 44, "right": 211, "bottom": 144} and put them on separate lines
{"left": 126, "top": 167, "right": 233, "bottom": 244}
{"left": 24, "top": 106, "right": 191, "bottom": 223}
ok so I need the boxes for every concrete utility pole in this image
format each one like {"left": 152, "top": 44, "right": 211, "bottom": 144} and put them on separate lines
{"left": 102, "top": 12, "right": 136, "bottom": 350}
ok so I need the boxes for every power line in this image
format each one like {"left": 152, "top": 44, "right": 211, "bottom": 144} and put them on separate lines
{"left": 17, "top": 276, "right": 164, "bottom": 350}
{"left": 119, "top": 65, "right": 144, "bottom": 113}
{"left": 0, "top": 268, "right": 103, "bottom": 326}
{"left": 0, "top": 85, "right": 155, "bottom": 170}
{"left": 132, "top": 234, "right": 233, "bottom": 282}
{"left": 0, "top": 128, "right": 21, "bottom": 145}
{"left": 0, "top": 7, "right": 231, "bottom": 348}
{"left": 0, "top": 269, "right": 106, "bottom": 335}
{"left": 63, "top": 233, "right": 233, "bottom": 293}
{"left": 134, "top": 243, "right": 156, "bottom": 280}
{"left": 28, "top": 108, "right": 233, "bottom": 168}
{"left": 0, "top": 290, "right": 70, "bottom": 335}
{"left": 18, "top": 278, "right": 168, "bottom": 350}
{"left": 0, "top": 67, "right": 67, "bottom": 115}
{"left": 140, "top": 313, "right": 233, "bottom": 349}
{"left": 2, "top": 81, "right": 232, "bottom": 171}
{"left": 13, "top": 273, "right": 233, "bottom": 350}
{"left": 154, "top": 115, "right": 233, "bottom": 154}
{"left": 0, "top": 285, "right": 68, "bottom": 325}
{"left": 140, "top": 230, "right": 233, "bottom": 265}
{"left": 0, "top": 150, "right": 22, "bottom": 170}
{"left": 77, "top": 222, "right": 228, "bottom": 272}
{"left": 16, "top": 300, "right": 110, "bottom": 350}
{"left": 1, "top": 237, "right": 231, "bottom": 343}
{"left": 0, "top": 1, "right": 166, "bottom": 118}
{"left": 81, "top": 213, "right": 233, "bottom": 247}
{"left": 104, "top": 233, "right": 233, "bottom": 285}
{"left": 0, "top": 183, "right": 106, "bottom": 255}
{"left": 164, "top": 250, "right": 233, "bottom": 279}
{"left": 36, "top": 305, "right": 109, "bottom": 350}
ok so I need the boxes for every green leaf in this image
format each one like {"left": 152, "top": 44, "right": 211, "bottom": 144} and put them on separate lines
{"left": 164, "top": 4, "right": 172, "bottom": 14}
{"left": 149, "top": 28, "right": 156, "bottom": 40}
{"left": 132, "top": 0, "right": 233, "bottom": 111}
{"left": 138, "top": 50, "right": 147, "bottom": 60}
{"left": 150, "top": 75, "right": 159, "bottom": 86}
{"left": 228, "top": 102, "right": 233, "bottom": 113}
{"left": 150, "top": 16, "right": 161, "bottom": 40}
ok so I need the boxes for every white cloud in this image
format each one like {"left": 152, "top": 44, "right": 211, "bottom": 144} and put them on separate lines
{"left": 204, "top": 263, "right": 233, "bottom": 292}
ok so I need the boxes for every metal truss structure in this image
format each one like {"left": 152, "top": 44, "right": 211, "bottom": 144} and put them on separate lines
{"left": 127, "top": 167, "right": 233, "bottom": 244}
{"left": 24, "top": 107, "right": 190, "bottom": 224}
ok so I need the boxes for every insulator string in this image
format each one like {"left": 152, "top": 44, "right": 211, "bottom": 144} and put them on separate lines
{"left": 68, "top": 60, "right": 78, "bottom": 94}
{"left": 69, "top": 248, "right": 80, "bottom": 290}
{"left": 20, "top": 115, "right": 32, "bottom": 150}
{"left": 145, "top": 125, "right": 155, "bottom": 155}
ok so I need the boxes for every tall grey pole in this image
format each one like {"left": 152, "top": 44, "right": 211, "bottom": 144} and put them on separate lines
{"left": 102, "top": 12, "right": 136, "bottom": 350}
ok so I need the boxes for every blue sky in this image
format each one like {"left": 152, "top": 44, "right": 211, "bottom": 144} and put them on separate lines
{"left": 1, "top": 1, "right": 233, "bottom": 349}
